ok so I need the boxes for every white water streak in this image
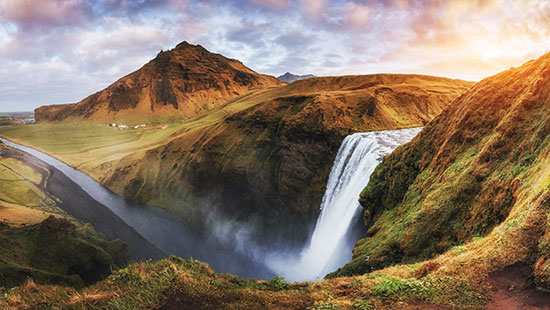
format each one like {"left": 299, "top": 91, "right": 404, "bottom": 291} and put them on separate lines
{"left": 266, "top": 127, "right": 421, "bottom": 281}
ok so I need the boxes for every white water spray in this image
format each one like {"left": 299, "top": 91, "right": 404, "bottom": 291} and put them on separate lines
{"left": 266, "top": 127, "right": 422, "bottom": 281}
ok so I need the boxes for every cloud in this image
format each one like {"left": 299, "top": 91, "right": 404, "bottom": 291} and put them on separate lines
{"left": 299, "top": 0, "right": 325, "bottom": 19}
{"left": 1, "top": 0, "right": 550, "bottom": 112}
{"left": 344, "top": 2, "right": 371, "bottom": 29}
{"left": 225, "top": 20, "right": 269, "bottom": 47}
{"left": 250, "top": 0, "right": 289, "bottom": 10}
{"left": 276, "top": 31, "right": 316, "bottom": 49}
{"left": 96, "top": 0, "right": 190, "bottom": 16}
{"left": 368, "top": 0, "right": 550, "bottom": 80}
{"left": 0, "top": 0, "right": 93, "bottom": 30}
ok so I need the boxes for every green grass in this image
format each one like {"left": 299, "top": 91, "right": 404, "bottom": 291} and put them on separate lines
{"left": 268, "top": 275, "right": 290, "bottom": 291}
{"left": 371, "top": 275, "right": 427, "bottom": 298}
{"left": 0, "top": 88, "right": 284, "bottom": 170}
{"left": 0, "top": 162, "right": 51, "bottom": 208}
{"left": 1, "top": 157, "right": 45, "bottom": 185}
{"left": 0, "top": 123, "right": 161, "bottom": 155}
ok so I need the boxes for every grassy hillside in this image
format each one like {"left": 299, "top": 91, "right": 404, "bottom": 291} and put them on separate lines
{"left": 0, "top": 141, "right": 67, "bottom": 226}
{"left": 331, "top": 53, "right": 550, "bottom": 297}
{"left": 0, "top": 216, "right": 130, "bottom": 288}
{"left": 0, "top": 141, "right": 130, "bottom": 288}
{"left": 4, "top": 56, "right": 550, "bottom": 309}
{"left": 0, "top": 255, "right": 492, "bottom": 310}
{"left": 0, "top": 74, "right": 472, "bottom": 246}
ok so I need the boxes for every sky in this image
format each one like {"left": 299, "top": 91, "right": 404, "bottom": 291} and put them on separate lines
{"left": 0, "top": 0, "right": 549, "bottom": 112}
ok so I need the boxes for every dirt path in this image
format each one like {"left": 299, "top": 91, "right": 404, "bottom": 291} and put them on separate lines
{"left": 487, "top": 264, "right": 550, "bottom": 310}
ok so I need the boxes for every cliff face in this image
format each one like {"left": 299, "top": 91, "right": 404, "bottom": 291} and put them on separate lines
{"left": 96, "top": 74, "right": 472, "bottom": 247}
{"left": 334, "top": 53, "right": 550, "bottom": 290}
{"left": 35, "top": 41, "right": 283, "bottom": 122}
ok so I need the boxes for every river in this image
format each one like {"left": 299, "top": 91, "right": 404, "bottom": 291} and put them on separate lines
{"left": 0, "top": 137, "right": 273, "bottom": 279}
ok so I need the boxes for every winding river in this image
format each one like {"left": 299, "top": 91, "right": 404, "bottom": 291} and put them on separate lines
{"left": 0, "top": 137, "right": 273, "bottom": 279}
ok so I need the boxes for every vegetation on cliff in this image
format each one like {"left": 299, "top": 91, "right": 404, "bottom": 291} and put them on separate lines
{"left": 331, "top": 53, "right": 550, "bottom": 297}
{"left": 0, "top": 216, "right": 130, "bottom": 288}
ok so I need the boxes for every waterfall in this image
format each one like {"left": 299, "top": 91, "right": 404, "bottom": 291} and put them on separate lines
{"left": 266, "top": 127, "right": 422, "bottom": 282}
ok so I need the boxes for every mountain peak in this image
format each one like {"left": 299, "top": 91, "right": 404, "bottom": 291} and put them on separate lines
{"left": 277, "top": 72, "right": 315, "bottom": 83}
{"left": 174, "top": 41, "right": 204, "bottom": 51}
{"left": 35, "top": 42, "right": 283, "bottom": 122}
{"left": 175, "top": 40, "right": 192, "bottom": 48}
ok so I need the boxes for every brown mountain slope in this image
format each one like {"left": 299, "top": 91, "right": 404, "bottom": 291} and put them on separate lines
{"left": 92, "top": 74, "right": 472, "bottom": 247}
{"left": 333, "top": 53, "right": 550, "bottom": 293}
{"left": 35, "top": 41, "right": 283, "bottom": 122}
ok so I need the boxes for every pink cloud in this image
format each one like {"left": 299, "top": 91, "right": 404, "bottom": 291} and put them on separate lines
{"left": 250, "top": 0, "right": 289, "bottom": 10}
{"left": 299, "top": 0, "right": 325, "bottom": 19}
{"left": 0, "top": 0, "right": 92, "bottom": 29}
{"left": 391, "top": 0, "right": 411, "bottom": 10}
{"left": 344, "top": 2, "right": 371, "bottom": 29}
{"left": 177, "top": 23, "right": 208, "bottom": 37}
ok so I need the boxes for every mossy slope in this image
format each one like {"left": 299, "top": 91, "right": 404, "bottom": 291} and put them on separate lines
{"left": 0, "top": 141, "right": 131, "bottom": 289}
{"left": 333, "top": 53, "right": 550, "bottom": 292}
{"left": 0, "top": 256, "right": 490, "bottom": 310}
{"left": 0, "top": 216, "right": 130, "bottom": 288}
